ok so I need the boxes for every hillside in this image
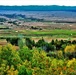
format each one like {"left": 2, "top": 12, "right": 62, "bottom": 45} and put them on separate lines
{"left": 0, "top": 5, "right": 76, "bottom": 11}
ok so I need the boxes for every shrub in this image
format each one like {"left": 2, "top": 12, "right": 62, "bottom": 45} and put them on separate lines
{"left": 57, "top": 50, "right": 64, "bottom": 59}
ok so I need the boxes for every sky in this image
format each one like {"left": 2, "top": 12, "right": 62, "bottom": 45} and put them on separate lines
{"left": 0, "top": 0, "right": 76, "bottom": 6}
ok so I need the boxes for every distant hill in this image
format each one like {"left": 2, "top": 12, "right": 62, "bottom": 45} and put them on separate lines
{"left": 0, "top": 5, "right": 76, "bottom": 11}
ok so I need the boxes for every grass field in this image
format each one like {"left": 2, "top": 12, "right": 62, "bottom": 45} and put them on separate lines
{"left": 0, "top": 29, "right": 76, "bottom": 43}
{"left": 0, "top": 29, "right": 76, "bottom": 37}
{"left": 18, "top": 29, "right": 76, "bottom": 38}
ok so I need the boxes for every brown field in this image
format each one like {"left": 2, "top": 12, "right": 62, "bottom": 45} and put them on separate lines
{"left": 31, "top": 37, "right": 76, "bottom": 42}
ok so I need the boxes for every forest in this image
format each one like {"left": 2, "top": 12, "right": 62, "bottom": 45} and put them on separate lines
{"left": 0, "top": 37, "right": 76, "bottom": 75}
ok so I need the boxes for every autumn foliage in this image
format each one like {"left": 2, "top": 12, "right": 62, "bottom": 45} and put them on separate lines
{"left": 0, "top": 43, "right": 76, "bottom": 75}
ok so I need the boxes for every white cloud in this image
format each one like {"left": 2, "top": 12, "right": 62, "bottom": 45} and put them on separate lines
{"left": 0, "top": 0, "right": 76, "bottom": 6}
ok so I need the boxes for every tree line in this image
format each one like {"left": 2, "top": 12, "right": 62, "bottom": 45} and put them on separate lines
{"left": 5, "top": 37, "right": 76, "bottom": 51}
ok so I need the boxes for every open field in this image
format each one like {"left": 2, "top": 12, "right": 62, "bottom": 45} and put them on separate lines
{"left": 0, "top": 29, "right": 76, "bottom": 44}
{"left": 0, "top": 29, "right": 76, "bottom": 37}
{"left": 0, "top": 10, "right": 76, "bottom": 44}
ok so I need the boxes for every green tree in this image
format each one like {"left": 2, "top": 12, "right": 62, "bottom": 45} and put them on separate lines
{"left": 0, "top": 44, "right": 21, "bottom": 68}
{"left": 18, "top": 65, "right": 27, "bottom": 75}
{"left": 25, "top": 38, "right": 35, "bottom": 49}
{"left": 18, "top": 38, "right": 24, "bottom": 49}
{"left": 19, "top": 46, "right": 33, "bottom": 61}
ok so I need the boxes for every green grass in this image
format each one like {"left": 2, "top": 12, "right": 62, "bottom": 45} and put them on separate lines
{"left": 0, "top": 25, "right": 7, "bottom": 28}
{"left": 0, "top": 29, "right": 76, "bottom": 38}
{"left": 22, "top": 29, "right": 76, "bottom": 36}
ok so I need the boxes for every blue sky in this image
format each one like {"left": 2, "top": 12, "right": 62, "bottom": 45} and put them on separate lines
{"left": 0, "top": 0, "right": 76, "bottom": 6}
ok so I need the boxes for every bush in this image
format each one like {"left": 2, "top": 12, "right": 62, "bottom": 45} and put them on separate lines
{"left": 57, "top": 50, "right": 64, "bottom": 59}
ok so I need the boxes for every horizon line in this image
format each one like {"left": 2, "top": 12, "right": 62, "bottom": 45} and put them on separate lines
{"left": 0, "top": 5, "right": 76, "bottom": 7}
